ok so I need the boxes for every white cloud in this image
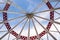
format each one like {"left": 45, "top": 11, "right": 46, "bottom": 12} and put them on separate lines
{"left": 26, "top": 0, "right": 34, "bottom": 5}
{"left": 0, "top": 0, "right": 6, "bottom": 2}
{"left": 0, "top": 0, "right": 3, "bottom": 2}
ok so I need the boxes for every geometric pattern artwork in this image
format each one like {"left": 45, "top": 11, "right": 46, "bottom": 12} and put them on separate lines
{"left": 0, "top": 0, "right": 60, "bottom": 40}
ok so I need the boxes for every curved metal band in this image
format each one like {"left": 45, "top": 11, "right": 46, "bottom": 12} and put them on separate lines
{"left": 3, "top": 3, "right": 27, "bottom": 40}
{"left": 30, "top": 1, "right": 54, "bottom": 40}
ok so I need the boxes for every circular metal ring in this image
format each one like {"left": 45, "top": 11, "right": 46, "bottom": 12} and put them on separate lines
{"left": 3, "top": 1, "right": 54, "bottom": 40}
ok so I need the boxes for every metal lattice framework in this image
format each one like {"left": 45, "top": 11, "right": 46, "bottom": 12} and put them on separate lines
{"left": 0, "top": 0, "right": 60, "bottom": 40}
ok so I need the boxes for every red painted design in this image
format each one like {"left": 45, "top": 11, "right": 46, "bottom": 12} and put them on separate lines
{"left": 3, "top": 1, "right": 54, "bottom": 40}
